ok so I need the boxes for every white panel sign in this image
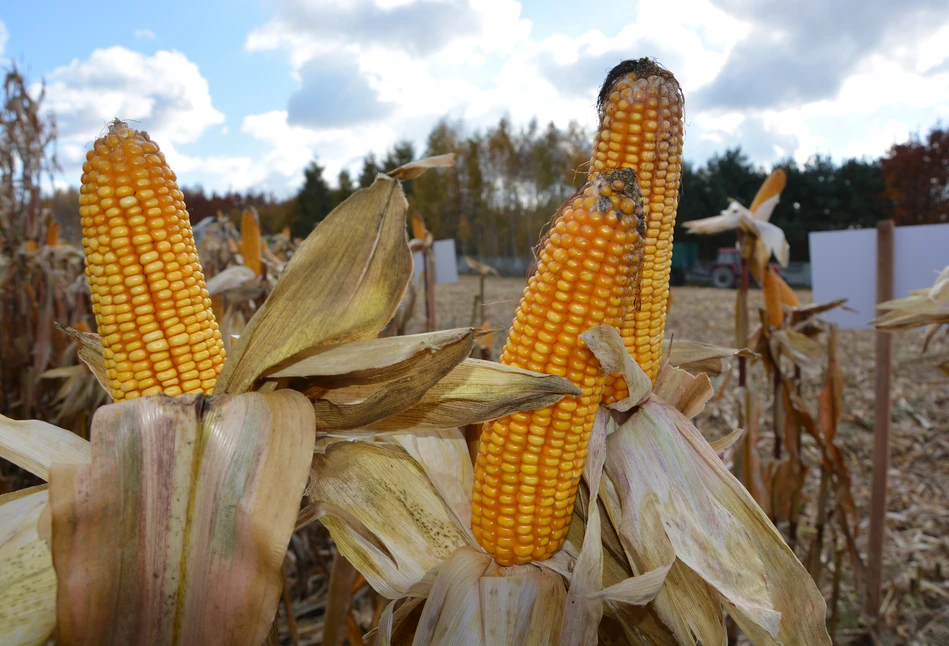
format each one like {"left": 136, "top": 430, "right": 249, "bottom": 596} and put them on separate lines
{"left": 809, "top": 223, "right": 949, "bottom": 329}
{"left": 412, "top": 239, "right": 459, "bottom": 285}
{"left": 433, "top": 239, "right": 458, "bottom": 284}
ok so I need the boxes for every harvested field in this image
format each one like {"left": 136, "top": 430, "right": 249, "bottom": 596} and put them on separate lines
{"left": 408, "top": 275, "right": 949, "bottom": 644}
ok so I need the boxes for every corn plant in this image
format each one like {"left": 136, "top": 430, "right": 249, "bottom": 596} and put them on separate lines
{"left": 0, "top": 60, "right": 832, "bottom": 645}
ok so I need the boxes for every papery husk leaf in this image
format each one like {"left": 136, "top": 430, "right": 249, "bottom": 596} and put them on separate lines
{"left": 217, "top": 175, "right": 414, "bottom": 393}
{"left": 308, "top": 442, "right": 467, "bottom": 598}
{"left": 0, "top": 487, "right": 56, "bottom": 646}
{"left": 653, "top": 367, "right": 714, "bottom": 419}
{"left": 662, "top": 339, "right": 757, "bottom": 376}
{"left": 480, "top": 566, "right": 566, "bottom": 646}
{"left": 604, "top": 396, "right": 831, "bottom": 645}
{"left": 0, "top": 413, "right": 90, "bottom": 480}
{"left": 265, "top": 328, "right": 474, "bottom": 383}
{"left": 582, "top": 325, "right": 651, "bottom": 411}
{"left": 362, "top": 359, "right": 580, "bottom": 432}
{"left": 56, "top": 324, "right": 111, "bottom": 396}
{"left": 413, "top": 546, "right": 491, "bottom": 646}
{"left": 388, "top": 154, "right": 456, "bottom": 181}
{"left": 560, "top": 410, "right": 609, "bottom": 645}
{"left": 309, "top": 330, "right": 474, "bottom": 431}
{"left": 48, "top": 390, "right": 316, "bottom": 646}
{"left": 392, "top": 429, "right": 477, "bottom": 546}
{"left": 205, "top": 265, "right": 257, "bottom": 297}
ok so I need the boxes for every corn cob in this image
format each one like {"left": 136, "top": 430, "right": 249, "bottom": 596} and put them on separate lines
{"left": 241, "top": 207, "right": 263, "bottom": 276}
{"left": 590, "top": 60, "right": 683, "bottom": 402}
{"left": 47, "top": 221, "right": 60, "bottom": 247}
{"left": 472, "top": 169, "right": 645, "bottom": 566}
{"left": 79, "top": 119, "right": 226, "bottom": 401}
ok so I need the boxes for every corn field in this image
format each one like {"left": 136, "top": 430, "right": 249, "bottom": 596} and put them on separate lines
{"left": 1, "top": 56, "right": 947, "bottom": 646}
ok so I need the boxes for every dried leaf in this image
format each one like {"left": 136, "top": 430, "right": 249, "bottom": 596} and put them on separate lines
{"left": 586, "top": 561, "right": 671, "bottom": 605}
{"left": 48, "top": 390, "right": 316, "bottom": 645}
{"left": 267, "top": 329, "right": 474, "bottom": 383}
{"left": 205, "top": 265, "right": 256, "bottom": 296}
{"left": 749, "top": 169, "right": 786, "bottom": 221}
{"left": 771, "top": 329, "right": 825, "bottom": 374}
{"left": 362, "top": 359, "right": 580, "bottom": 432}
{"left": 388, "top": 154, "right": 456, "bottom": 181}
{"left": 0, "top": 487, "right": 56, "bottom": 646}
{"left": 662, "top": 339, "right": 757, "bottom": 376}
{"left": 709, "top": 428, "right": 745, "bottom": 454}
{"left": 463, "top": 257, "right": 499, "bottom": 277}
{"left": 0, "top": 414, "right": 90, "bottom": 480}
{"left": 309, "top": 329, "right": 474, "bottom": 431}
{"left": 217, "top": 175, "right": 414, "bottom": 393}
{"left": 56, "top": 324, "right": 110, "bottom": 396}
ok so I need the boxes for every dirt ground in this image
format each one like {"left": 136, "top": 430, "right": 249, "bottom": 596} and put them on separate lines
{"left": 407, "top": 275, "right": 949, "bottom": 645}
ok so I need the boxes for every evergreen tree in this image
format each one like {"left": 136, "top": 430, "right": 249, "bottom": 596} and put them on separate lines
{"left": 332, "top": 169, "right": 355, "bottom": 208}
{"left": 295, "top": 160, "right": 333, "bottom": 237}
{"left": 358, "top": 153, "right": 380, "bottom": 189}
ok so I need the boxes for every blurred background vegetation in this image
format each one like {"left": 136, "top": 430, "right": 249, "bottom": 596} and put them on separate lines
{"left": 43, "top": 114, "right": 948, "bottom": 264}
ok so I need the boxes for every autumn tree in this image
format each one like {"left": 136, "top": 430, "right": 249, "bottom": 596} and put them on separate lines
{"left": 882, "top": 124, "right": 949, "bottom": 225}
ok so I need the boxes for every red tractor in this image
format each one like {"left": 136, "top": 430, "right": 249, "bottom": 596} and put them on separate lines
{"left": 708, "top": 247, "right": 781, "bottom": 289}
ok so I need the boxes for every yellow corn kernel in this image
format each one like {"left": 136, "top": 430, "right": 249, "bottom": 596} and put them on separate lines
{"left": 240, "top": 207, "right": 263, "bottom": 276}
{"left": 472, "top": 169, "right": 645, "bottom": 566}
{"left": 590, "top": 59, "right": 684, "bottom": 399}
{"left": 79, "top": 119, "right": 226, "bottom": 401}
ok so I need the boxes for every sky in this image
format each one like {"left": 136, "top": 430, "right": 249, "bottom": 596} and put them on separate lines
{"left": 2, "top": 0, "right": 949, "bottom": 198}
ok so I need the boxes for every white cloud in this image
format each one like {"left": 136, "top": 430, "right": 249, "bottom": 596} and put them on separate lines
{"left": 134, "top": 28, "right": 156, "bottom": 40}
{"left": 41, "top": 47, "right": 233, "bottom": 192}
{"left": 0, "top": 20, "right": 7, "bottom": 57}
{"left": 43, "top": 47, "right": 224, "bottom": 145}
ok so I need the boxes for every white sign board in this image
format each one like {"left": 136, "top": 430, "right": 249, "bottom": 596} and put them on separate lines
{"left": 433, "top": 239, "right": 458, "bottom": 284}
{"left": 412, "top": 239, "right": 458, "bottom": 285}
{"left": 809, "top": 223, "right": 949, "bottom": 329}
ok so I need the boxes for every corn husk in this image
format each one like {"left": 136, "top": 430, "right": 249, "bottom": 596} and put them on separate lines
{"left": 217, "top": 174, "right": 416, "bottom": 393}
{"left": 0, "top": 486, "right": 57, "bottom": 646}
{"left": 47, "top": 390, "right": 315, "bottom": 645}
{"left": 306, "top": 323, "right": 830, "bottom": 645}
{"left": 0, "top": 413, "right": 91, "bottom": 480}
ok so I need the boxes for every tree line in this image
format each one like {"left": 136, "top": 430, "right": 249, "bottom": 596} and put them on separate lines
{"left": 45, "top": 119, "right": 948, "bottom": 262}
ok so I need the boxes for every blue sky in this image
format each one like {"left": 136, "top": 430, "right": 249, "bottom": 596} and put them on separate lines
{"left": 2, "top": 0, "right": 948, "bottom": 197}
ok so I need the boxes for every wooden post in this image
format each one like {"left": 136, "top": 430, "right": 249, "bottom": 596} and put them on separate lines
{"left": 866, "top": 219, "right": 895, "bottom": 618}
{"left": 424, "top": 245, "right": 436, "bottom": 332}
